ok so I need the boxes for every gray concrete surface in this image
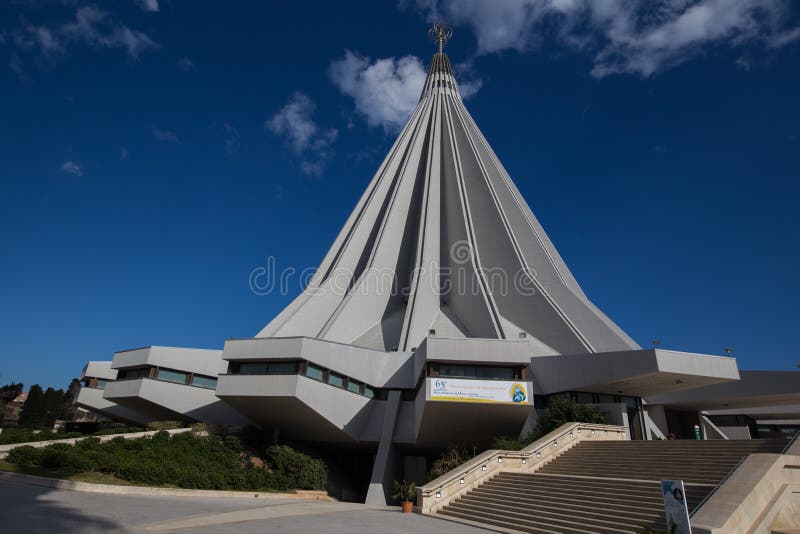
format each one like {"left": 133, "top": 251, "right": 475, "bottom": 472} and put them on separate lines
{"left": 0, "top": 477, "right": 490, "bottom": 533}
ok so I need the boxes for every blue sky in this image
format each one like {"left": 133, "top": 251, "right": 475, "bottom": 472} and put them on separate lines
{"left": 1, "top": 1, "right": 799, "bottom": 390}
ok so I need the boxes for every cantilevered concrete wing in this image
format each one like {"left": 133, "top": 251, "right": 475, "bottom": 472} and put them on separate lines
{"left": 258, "top": 52, "right": 638, "bottom": 356}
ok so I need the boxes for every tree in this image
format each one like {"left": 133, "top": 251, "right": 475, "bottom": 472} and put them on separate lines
{"left": 529, "top": 396, "right": 607, "bottom": 441}
{"left": 61, "top": 378, "right": 82, "bottom": 421}
{"left": 19, "top": 385, "right": 47, "bottom": 427}
{"left": 43, "top": 387, "right": 66, "bottom": 426}
{"left": 0, "top": 382, "right": 24, "bottom": 403}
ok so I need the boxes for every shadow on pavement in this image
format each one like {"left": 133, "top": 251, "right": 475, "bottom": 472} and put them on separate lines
{"left": 1, "top": 477, "right": 123, "bottom": 533}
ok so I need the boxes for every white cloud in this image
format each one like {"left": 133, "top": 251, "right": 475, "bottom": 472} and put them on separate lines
{"left": 223, "top": 123, "right": 240, "bottom": 155}
{"left": 152, "top": 128, "right": 179, "bottom": 143}
{"left": 10, "top": 6, "right": 158, "bottom": 64}
{"left": 176, "top": 57, "right": 194, "bottom": 71}
{"left": 136, "top": 0, "right": 159, "bottom": 12}
{"left": 330, "top": 50, "right": 481, "bottom": 132}
{"left": 266, "top": 92, "right": 338, "bottom": 175}
{"left": 412, "top": 0, "right": 800, "bottom": 77}
{"left": 61, "top": 160, "right": 83, "bottom": 176}
{"left": 330, "top": 51, "right": 427, "bottom": 133}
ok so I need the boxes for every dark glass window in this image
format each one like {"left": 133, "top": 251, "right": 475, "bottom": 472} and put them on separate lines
{"left": 119, "top": 367, "right": 150, "bottom": 380}
{"left": 237, "top": 363, "right": 268, "bottom": 375}
{"left": 306, "top": 364, "right": 324, "bottom": 381}
{"left": 363, "top": 386, "right": 375, "bottom": 399}
{"left": 575, "top": 392, "right": 594, "bottom": 404}
{"left": 96, "top": 379, "right": 107, "bottom": 390}
{"left": 157, "top": 368, "right": 187, "bottom": 384}
{"left": 268, "top": 362, "right": 298, "bottom": 374}
{"left": 347, "top": 380, "right": 362, "bottom": 394}
{"left": 192, "top": 375, "right": 218, "bottom": 389}
{"left": 328, "top": 372, "right": 345, "bottom": 388}
{"left": 437, "top": 364, "right": 516, "bottom": 380}
{"left": 596, "top": 394, "right": 616, "bottom": 404}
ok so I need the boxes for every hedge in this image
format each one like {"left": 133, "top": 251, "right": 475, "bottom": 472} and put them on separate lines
{"left": 5, "top": 432, "right": 327, "bottom": 492}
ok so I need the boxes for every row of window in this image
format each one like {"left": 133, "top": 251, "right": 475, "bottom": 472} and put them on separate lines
{"left": 228, "top": 360, "right": 379, "bottom": 399}
{"left": 534, "top": 391, "right": 640, "bottom": 410}
{"left": 117, "top": 366, "right": 218, "bottom": 390}
{"left": 428, "top": 364, "right": 520, "bottom": 380}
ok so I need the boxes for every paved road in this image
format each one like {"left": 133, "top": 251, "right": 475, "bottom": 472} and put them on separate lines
{"left": 0, "top": 477, "right": 492, "bottom": 533}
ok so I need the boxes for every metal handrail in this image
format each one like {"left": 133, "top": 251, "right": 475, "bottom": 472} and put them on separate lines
{"left": 780, "top": 431, "right": 800, "bottom": 455}
{"left": 689, "top": 454, "right": 747, "bottom": 517}
{"left": 690, "top": 435, "right": 796, "bottom": 517}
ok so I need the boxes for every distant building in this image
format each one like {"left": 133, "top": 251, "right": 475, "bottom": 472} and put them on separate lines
{"left": 2, "top": 392, "right": 27, "bottom": 426}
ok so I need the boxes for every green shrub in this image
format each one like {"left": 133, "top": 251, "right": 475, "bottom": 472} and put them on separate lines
{"left": 0, "top": 428, "right": 83, "bottom": 444}
{"left": 490, "top": 435, "right": 524, "bottom": 451}
{"left": 428, "top": 445, "right": 479, "bottom": 481}
{"left": 6, "top": 445, "right": 43, "bottom": 465}
{"left": 146, "top": 421, "right": 184, "bottom": 431}
{"left": 4, "top": 430, "right": 327, "bottom": 492}
{"left": 528, "top": 396, "right": 607, "bottom": 442}
{"left": 266, "top": 445, "right": 327, "bottom": 490}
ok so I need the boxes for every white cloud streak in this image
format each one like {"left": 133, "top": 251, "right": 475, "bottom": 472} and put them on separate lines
{"left": 136, "top": 0, "right": 160, "bottom": 12}
{"left": 412, "top": 0, "right": 800, "bottom": 77}
{"left": 152, "top": 128, "right": 179, "bottom": 143}
{"left": 61, "top": 160, "right": 83, "bottom": 176}
{"left": 266, "top": 92, "right": 338, "bottom": 176}
{"left": 11, "top": 6, "right": 158, "bottom": 63}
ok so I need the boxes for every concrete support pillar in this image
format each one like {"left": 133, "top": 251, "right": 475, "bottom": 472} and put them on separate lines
{"left": 365, "top": 390, "right": 402, "bottom": 505}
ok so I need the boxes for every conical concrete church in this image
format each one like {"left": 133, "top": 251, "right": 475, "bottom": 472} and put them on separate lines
{"left": 74, "top": 28, "right": 799, "bottom": 507}
{"left": 258, "top": 46, "right": 637, "bottom": 357}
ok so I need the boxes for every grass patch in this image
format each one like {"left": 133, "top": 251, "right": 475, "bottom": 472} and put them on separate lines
{"left": 0, "top": 459, "right": 135, "bottom": 485}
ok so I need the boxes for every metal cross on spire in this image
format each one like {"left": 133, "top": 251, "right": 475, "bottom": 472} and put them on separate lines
{"left": 428, "top": 22, "right": 453, "bottom": 54}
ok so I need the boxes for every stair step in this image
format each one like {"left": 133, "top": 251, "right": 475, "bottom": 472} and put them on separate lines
{"left": 432, "top": 439, "right": 783, "bottom": 534}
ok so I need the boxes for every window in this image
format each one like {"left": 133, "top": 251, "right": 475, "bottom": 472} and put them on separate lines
{"left": 328, "top": 372, "right": 345, "bottom": 388}
{"left": 192, "top": 375, "right": 218, "bottom": 389}
{"left": 596, "top": 394, "right": 616, "bottom": 404}
{"left": 575, "top": 392, "right": 594, "bottom": 405}
{"left": 363, "top": 386, "right": 375, "bottom": 399}
{"left": 118, "top": 367, "right": 150, "bottom": 380}
{"left": 157, "top": 368, "right": 187, "bottom": 384}
{"left": 306, "top": 364, "right": 324, "bottom": 381}
{"left": 96, "top": 379, "right": 107, "bottom": 390}
{"left": 436, "top": 364, "right": 516, "bottom": 380}
{"left": 268, "top": 362, "right": 298, "bottom": 374}
{"left": 347, "top": 380, "right": 362, "bottom": 394}
{"left": 236, "top": 363, "right": 268, "bottom": 375}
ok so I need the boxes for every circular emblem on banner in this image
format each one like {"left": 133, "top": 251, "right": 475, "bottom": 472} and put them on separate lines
{"left": 510, "top": 383, "right": 527, "bottom": 403}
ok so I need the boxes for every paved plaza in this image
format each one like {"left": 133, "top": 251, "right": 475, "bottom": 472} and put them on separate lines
{"left": 0, "top": 477, "right": 491, "bottom": 533}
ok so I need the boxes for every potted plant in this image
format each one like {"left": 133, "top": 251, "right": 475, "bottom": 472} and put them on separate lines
{"left": 392, "top": 480, "right": 416, "bottom": 513}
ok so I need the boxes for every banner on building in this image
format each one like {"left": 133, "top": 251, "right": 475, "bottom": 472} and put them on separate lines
{"left": 661, "top": 479, "right": 692, "bottom": 534}
{"left": 429, "top": 378, "right": 530, "bottom": 404}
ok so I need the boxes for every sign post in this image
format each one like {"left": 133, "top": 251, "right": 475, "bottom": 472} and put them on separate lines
{"left": 661, "top": 479, "right": 692, "bottom": 534}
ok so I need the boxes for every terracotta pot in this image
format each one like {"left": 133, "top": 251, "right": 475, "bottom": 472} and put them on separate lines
{"left": 401, "top": 501, "right": 413, "bottom": 513}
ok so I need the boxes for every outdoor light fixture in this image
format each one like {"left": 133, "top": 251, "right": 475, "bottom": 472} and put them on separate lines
{"left": 436, "top": 491, "right": 441, "bottom": 498}
{"left": 522, "top": 459, "right": 526, "bottom": 464}
{"left": 577, "top": 428, "right": 581, "bottom": 433}
{"left": 553, "top": 441, "right": 558, "bottom": 447}
{"left": 591, "top": 430, "right": 595, "bottom": 435}
{"left": 459, "top": 477, "right": 464, "bottom": 484}
{"left": 569, "top": 432, "right": 573, "bottom": 438}
{"left": 482, "top": 465, "right": 487, "bottom": 471}
{"left": 604, "top": 430, "right": 608, "bottom": 435}
{"left": 536, "top": 452, "right": 541, "bottom": 458}
{"left": 498, "top": 457, "right": 503, "bottom": 463}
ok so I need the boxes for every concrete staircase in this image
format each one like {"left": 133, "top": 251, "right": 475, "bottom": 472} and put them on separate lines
{"left": 438, "top": 439, "right": 787, "bottom": 533}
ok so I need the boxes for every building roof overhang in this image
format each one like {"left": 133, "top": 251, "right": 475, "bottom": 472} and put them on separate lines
{"left": 532, "top": 349, "right": 739, "bottom": 397}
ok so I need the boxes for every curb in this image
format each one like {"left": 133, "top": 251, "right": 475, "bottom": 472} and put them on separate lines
{"left": 0, "top": 471, "right": 333, "bottom": 501}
